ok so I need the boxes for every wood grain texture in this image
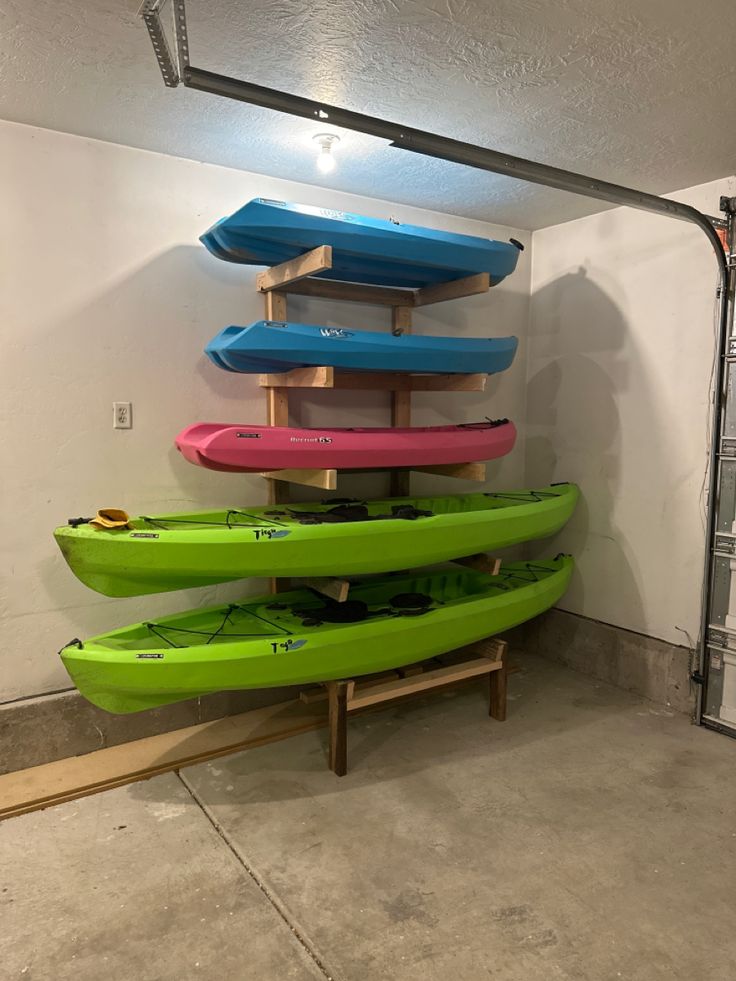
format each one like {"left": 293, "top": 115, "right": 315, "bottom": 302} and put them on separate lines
{"left": 259, "top": 468, "right": 338, "bottom": 490}
{"left": 257, "top": 246, "right": 333, "bottom": 292}
{"left": 347, "top": 657, "right": 503, "bottom": 710}
{"left": 413, "top": 272, "right": 491, "bottom": 307}
{"left": 412, "top": 462, "right": 487, "bottom": 481}
{"left": 0, "top": 699, "right": 327, "bottom": 821}
{"left": 259, "top": 368, "right": 486, "bottom": 392}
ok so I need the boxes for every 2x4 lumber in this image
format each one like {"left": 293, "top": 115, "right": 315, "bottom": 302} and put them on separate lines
{"left": 280, "top": 278, "right": 415, "bottom": 306}
{"left": 347, "top": 657, "right": 503, "bottom": 710}
{"left": 0, "top": 699, "right": 326, "bottom": 821}
{"left": 259, "top": 368, "right": 487, "bottom": 392}
{"left": 260, "top": 366, "right": 335, "bottom": 388}
{"left": 391, "top": 305, "right": 413, "bottom": 497}
{"left": 263, "top": 291, "right": 290, "bottom": 586}
{"left": 454, "top": 554, "right": 502, "bottom": 576}
{"left": 328, "top": 681, "right": 349, "bottom": 776}
{"left": 300, "top": 669, "right": 406, "bottom": 704}
{"left": 259, "top": 468, "right": 337, "bottom": 490}
{"left": 412, "top": 462, "right": 487, "bottom": 481}
{"left": 264, "top": 290, "right": 287, "bottom": 321}
{"left": 300, "top": 577, "right": 351, "bottom": 603}
{"left": 276, "top": 271, "right": 493, "bottom": 307}
{"left": 486, "top": 640, "right": 508, "bottom": 721}
{"left": 257, "top": 246, "right": 333, "bottom": 293}
{"left": 266, "top": 387, "right": 289, "bottom": 426}
{"left": 264, "top": 383, "right": 289, "bottom": 521}
{"left": 413, "top": 272, "right": 491, "bottom": 307}
{"left": 469, "top": 637, "right": 507, "bottom": 661}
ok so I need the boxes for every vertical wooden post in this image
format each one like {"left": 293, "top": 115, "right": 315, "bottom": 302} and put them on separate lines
{"left": 390, "top": 305, "right": 413, "bottom": 498}
{"left": 264, "top": 291, "right": 287, "bottom": 321}
{"left": 264, "top": 290, "right": 289, "bottom": 591}
{"left": 263, "top": 290, "right": 290, "bottom": 508}
{"left": 328, "top": 680, "right": 350, "bottom": 776}
{"left": 489, "top": 648, "right": 508, "bottom": 721}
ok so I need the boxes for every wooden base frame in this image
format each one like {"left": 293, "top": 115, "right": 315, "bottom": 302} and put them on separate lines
{"left": 320, "top": 638, "right": 508, "bottom": 776}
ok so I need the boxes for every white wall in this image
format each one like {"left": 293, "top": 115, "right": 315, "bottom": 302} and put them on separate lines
{"left": 0, "top": 120, "right": 531, "bottom": 701}
{"left": 527, "top": 176, "right": 735, "bottom": 645}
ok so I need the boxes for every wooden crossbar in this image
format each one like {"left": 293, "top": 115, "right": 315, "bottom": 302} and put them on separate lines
{"left": 269, "top": 269, "right": 493, "bottom": 307}
{"left": 347, "top": 657, "right": 502, "bottom": 710}
{"left": 258, "top": 367, "right": 487, "bottom": 392}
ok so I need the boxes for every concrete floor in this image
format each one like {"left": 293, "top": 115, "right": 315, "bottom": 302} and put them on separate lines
{"left": 2, "top": 655, "right": 735, "bottom": 981}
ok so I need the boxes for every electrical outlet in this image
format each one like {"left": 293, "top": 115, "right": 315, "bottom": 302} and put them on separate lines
{"left": 113, "top": 402, "right": 132, "bottom": 429}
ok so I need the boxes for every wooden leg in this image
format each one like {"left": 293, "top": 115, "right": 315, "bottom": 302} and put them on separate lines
{"left": 489, "top": 654, "right": 508, "bottom": 721}
{"left": 328, "top": 681, "right": 349, "bottom": 776}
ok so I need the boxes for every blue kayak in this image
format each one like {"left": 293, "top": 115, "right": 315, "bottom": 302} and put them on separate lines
{"left": 205, "top": 320, "right": 518, "bottom": 376}
{"left": 200, "top": 198, "right": 522, "bottom": 289}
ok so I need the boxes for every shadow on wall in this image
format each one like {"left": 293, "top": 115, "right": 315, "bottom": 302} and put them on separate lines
{"left": 524, "top": 267, "right": 664, "bottom": 635}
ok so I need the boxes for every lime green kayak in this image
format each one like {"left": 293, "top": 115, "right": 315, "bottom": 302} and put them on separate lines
{"left": 54, "top": 484, "right": 578, "bottom": 597}
{"left": 59, "top": 556, "right": 573, "bottom": 713}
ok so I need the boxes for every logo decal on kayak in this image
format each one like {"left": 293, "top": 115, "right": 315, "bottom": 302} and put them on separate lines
{"left": 319, "top": 328, "right": 354, "bottom": 339}
{"left": 290, "top": 436, "right": 332, "bottom": 443}
{"left": 136, "top": 652, "right": 164, "bottom": 659}
{"left": 320, "top": 208, "right": 351, "bottom": 221}
{"left": 236, "top": 432, "right": 262, "bottom": 439}
{"left": 270, "top": 638, "right": 307, "bottom": 654}
{"left": 129, "top": 533, "right": 159, "bottom": 539}
{"left": 253, "top": 528, "right": 291, "bottom": 541}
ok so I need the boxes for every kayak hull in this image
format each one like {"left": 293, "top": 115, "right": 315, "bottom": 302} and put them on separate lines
{"left": 174, "top": 420, "right": 517, "bottom": 472}
{"left": 59, "top": 557, "right": 573, "bottom": 713}
{"left": 53, "top": 484, "right": 579, "bottom": 597}
{"left": 200, "top": 198, "right": 521, "bottom": 288}
{"left": 205, "top": 320, "right": 519, "bottom": 376}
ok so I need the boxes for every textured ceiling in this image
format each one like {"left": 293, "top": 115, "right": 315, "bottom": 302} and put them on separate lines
{"left": 2, "top": 0, "right": 735, "bottom": 229}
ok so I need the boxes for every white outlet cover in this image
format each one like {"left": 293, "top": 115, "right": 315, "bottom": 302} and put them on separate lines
{"left": 113, "top": 401, "right": 132, "bottom": 429}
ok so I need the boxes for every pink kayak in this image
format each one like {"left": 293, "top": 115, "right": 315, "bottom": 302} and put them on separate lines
{"left": 175, "top": 420, "right": 516, "bottom": 472}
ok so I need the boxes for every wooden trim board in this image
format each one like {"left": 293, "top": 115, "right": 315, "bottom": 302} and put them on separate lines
{"left": 0, "top": 699, "right": 326, "bottom": 822}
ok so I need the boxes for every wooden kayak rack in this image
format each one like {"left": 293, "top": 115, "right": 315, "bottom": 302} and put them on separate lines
{"left": 255, "top": 243, "right": 499, "bottom": 596}
{"left": 299, "top": 637, "right": 508, "bottom": 776}
{"left": 251, "top": 247, "right": 509, "bottom": 769}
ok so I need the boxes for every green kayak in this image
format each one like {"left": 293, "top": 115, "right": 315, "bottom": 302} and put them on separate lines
{"left": 60, "top": 556, "right": 573, "bottom": 713}
{"left": 54, "top": 484, "right": 578, "bottom": 597}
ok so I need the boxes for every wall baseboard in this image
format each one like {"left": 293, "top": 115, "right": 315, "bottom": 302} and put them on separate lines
{"left": 0, "top": 686, "right": 298, "bottom": 776}
{"left": 523, "top": 609, "right": 696, "bottom": 716}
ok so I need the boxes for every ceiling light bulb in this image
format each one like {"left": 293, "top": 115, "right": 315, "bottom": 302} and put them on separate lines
{"left": 313, "top": 133, "right": 340, "bottom": 174}
{"left": 317, "top": 146, "right": 336, "bottom": 173}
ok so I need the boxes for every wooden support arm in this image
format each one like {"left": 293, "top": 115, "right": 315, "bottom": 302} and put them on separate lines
{"left": 259, "top": 367, "right": 487, "bottom": 392}
{"left": 453, "top": 554, "right": 502, "bottom": 575}
{"left": 301, "top": 577, "right": 351, "bottom": 603}
{"left": 257, "top": 245, "right": 333, "bottom": 292}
